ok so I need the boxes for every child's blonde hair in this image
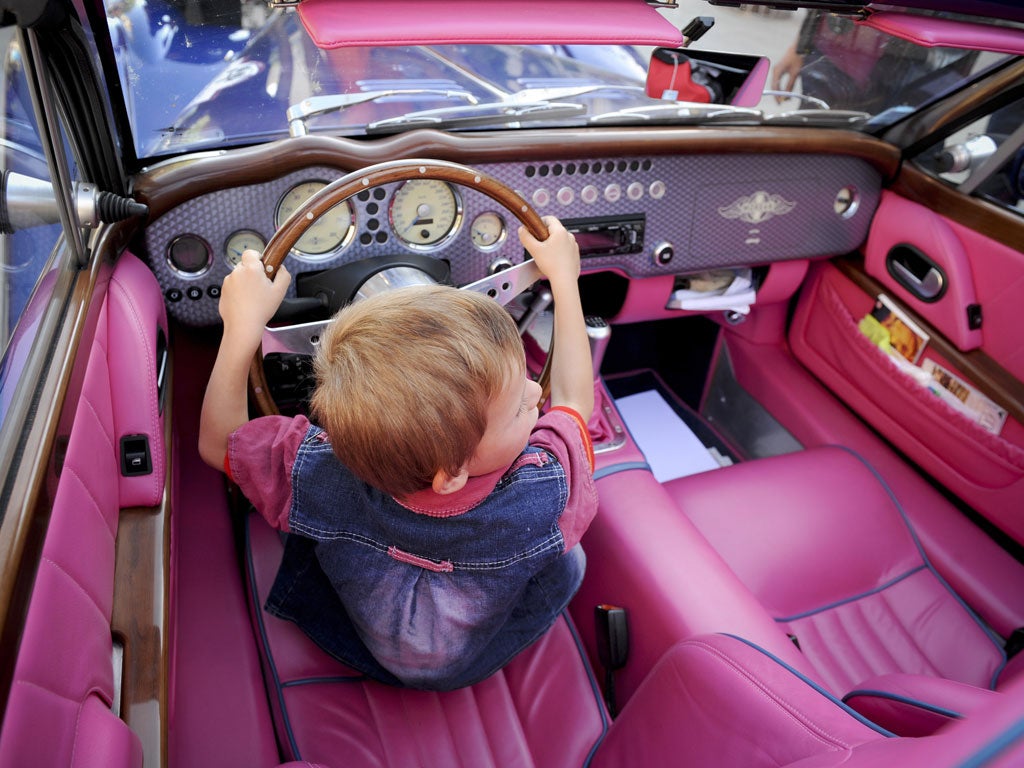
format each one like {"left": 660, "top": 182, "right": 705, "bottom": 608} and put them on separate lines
{"left": 310, "top": 284, "right": 525, "bottom": 498}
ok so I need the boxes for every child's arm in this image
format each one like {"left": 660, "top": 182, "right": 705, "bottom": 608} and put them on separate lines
{"left": 198, "top": 249, "right": 291, "bottom": 469}
{"left": 519, "top": 216, "right": 594, "bottom": 422}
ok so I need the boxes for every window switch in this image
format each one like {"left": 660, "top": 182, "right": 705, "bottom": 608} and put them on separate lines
{"left": 120, "top": 434, "right": 152, "bottom": 477}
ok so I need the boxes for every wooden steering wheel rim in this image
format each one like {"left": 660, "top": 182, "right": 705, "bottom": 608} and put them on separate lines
{"left": 249, "top": 158, "right": 551, "bottom": 416}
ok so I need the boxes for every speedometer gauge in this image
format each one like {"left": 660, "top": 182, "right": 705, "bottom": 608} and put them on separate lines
{"left": 389, "top": 179, "right": 462, "bottom": 250}
{"left": 275, "top": 181, "right": 355, "bottom": 259}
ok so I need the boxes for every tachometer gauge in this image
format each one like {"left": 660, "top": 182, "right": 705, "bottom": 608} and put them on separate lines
{"left": 224, "top": 229, "right": 267, "bottom": 267}
{"left": 389, "top": 179, "right": 462, "bottom": 250}
{"left": 470, "top": 211, "right": 506, "bottom": 251}
{"left": 275, "top": 181, "right": 355, "bottom": 259}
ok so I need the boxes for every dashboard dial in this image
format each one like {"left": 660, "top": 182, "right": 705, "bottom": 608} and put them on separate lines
{"left": 389, "top": 179, "right": 461, "bottom": 250}
{"left": 224, "top": 229, "right": 267, "bottom": 267}
{"left": 275, "top": 181, "right": 355, "bottom": 259}
{"left": 470, "top": 211, "right": 506, "bottom": 251}
{"left": 167, "top": 234, "right": 211, "bottom": 276}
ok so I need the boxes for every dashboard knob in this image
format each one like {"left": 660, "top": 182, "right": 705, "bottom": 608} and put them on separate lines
{"left": 489, "top": 258, "right": 514, "bottom": 274}
{"left": 653, "top": 242, "right": 674, "bottom": 266}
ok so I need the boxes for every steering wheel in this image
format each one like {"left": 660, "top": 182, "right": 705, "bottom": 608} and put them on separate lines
{"left": 248, "top": 158, "right": 552, "bottom": 416}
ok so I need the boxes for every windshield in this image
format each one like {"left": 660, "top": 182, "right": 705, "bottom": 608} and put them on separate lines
{"left": 105, "top": 1, "right": 1018, "bottom": 162}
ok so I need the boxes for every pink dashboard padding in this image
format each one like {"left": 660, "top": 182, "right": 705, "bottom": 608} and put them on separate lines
{"left": 861, "top": 11, "right": 1024, "bottom": 54}
{"left": 610, "top": 260, "right": 810, "bottom": 325}
{"left": 864, "top": 191, "right": 981, "bottom": 352}
{"left": 108, "top": 252, "right": 168, "bottom": 508}
{"left": 299, "top": 0, "right": 683, "bottom": 49}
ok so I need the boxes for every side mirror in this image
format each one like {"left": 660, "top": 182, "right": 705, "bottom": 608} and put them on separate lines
{"left": 646, "top": 47, "right": 770, "bottom": 107}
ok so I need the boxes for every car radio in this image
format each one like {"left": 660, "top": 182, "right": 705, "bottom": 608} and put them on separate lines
{"left": 562, "top": 215, "right": 645, "bottom": 258}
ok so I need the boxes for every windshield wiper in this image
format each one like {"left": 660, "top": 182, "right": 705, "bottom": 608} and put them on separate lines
{"left": 365, "top": 101, "right": 587, "bottom": 134}
{"left": 763, "top": 109, "right": 871, "bottom": 127}
{"left": 363, "top": 83, "right": 644, "bottom": 134}
{"left": 287, "top": 89, "right": 479, "bottom": 136}
{"left": 587, "top": 102, "right": 763, "bottom": 125}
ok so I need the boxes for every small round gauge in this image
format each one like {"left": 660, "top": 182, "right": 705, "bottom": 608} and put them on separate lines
{"left": 166, "top": 234, "right": 212, "bottom": 276}
{"left": 224, "top": 229, "right": 267, "bottom": 267}
{"left": 275, "top": 180, "right": 355, "bottom": 259}
{"left": 470, "top": 211, "right": 506, "bottom": 251}
{"left": 389, "top": 179, "right": 462, "bottom": 250}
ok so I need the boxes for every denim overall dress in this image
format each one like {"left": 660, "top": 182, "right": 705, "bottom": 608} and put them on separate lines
{"left": 264, "top": 423, "right": 586, "bottom": 691}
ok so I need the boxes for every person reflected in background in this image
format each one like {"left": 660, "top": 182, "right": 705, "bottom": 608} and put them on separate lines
{"left": 771, "top": 10, "right": 976, "bottom": 114}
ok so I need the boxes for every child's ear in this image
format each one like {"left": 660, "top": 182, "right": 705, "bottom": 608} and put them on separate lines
{"left": 432, "top": 466, "right": 469, "bottom": 495}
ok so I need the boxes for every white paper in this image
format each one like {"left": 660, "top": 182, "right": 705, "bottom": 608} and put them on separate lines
{"left": 614, "top": 390, "right": 721, "bottom": 481}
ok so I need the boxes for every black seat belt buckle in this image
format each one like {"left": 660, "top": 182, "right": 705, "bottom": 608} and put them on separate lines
{"left": 595, "top": 604, "right": 629, "bottom": 716}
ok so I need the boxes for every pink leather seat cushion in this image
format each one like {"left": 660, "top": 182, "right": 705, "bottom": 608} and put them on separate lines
{"left": 592, "top": 633, "right": 1024, "bottom": 768}
{"left": 663, "top": 446, "right": 1005, "bottom": 697}
{"left": 843, "top": 673, "right": 1002, "bottom": 737}
{"left": 246, "top": 515, "right": 607, "bottom": 767}
{"left": 591, "top": 633, "right": 887, "bottom": 768}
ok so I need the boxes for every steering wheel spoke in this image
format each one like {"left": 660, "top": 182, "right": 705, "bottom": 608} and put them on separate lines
{"left": 460, "top": 259, "right": 543, "bottom": 305}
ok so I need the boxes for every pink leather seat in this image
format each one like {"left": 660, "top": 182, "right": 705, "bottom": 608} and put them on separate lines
{"left": 0, "top": 254, "right": 166, "bottom": 767}
{"left": 662, "top": 445, "right": 1021, "bottom": 735}
{"left": 245, "top": 514, "right": 608, "bottom": 767}
{"left": 592, "top": 632, "right": 1024, "bottom": 768}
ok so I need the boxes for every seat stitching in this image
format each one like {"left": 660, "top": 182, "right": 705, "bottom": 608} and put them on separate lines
{"left": 872, "top": 579, "right": 943, "bottom": 678}
{"left": 774, "top": 565, "right": 926, "bottom": 622}
{"left": 807, "top": 609, "right": 868, "bottom": 694}
{"left": 60, "top": 465, "right": 118, "bottom": 539}
{"left": 79, "top": 391, "right": 116, "bottom": 456}
{"left": 41, "top": 555, "right": 110, "bottom": 625}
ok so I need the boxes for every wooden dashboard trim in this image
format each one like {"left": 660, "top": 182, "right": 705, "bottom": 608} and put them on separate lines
{"left": 133, "top": 127, "right": 901, "bottom": 220}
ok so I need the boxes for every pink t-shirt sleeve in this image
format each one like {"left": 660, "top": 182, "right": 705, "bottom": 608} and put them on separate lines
{"left": 226, "top": 414, "right": 312, "bottom": 531}
{"left": 530, "top": 407, "right": 599, "bottom": 552}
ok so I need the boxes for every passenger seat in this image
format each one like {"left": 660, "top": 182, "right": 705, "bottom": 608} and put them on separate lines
{"left": 663, "top": 445, "right": 1024, "bottom": 735}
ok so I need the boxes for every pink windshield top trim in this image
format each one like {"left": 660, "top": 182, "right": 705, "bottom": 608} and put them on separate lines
{"left": 298, "top": 0, "right": 683, "bottom": 49}
{"left": 861, "top": 10, "right": 1024, "bottom": 55}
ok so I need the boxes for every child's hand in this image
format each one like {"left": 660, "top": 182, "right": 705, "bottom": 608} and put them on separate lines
{"left": 518, "top": 216, "right": 593, "bottom": 422}
{"left": 518, "top": 216, "right": 580, "bottom": 288}
{"left": 219, "top": 249, "right": 292, "bottom": 349}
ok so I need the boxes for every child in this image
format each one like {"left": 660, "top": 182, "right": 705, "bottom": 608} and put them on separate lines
{"left": 199, "top": 215, "right": 597, "bottom": 690}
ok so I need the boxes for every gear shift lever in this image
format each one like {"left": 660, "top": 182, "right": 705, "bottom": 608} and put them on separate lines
{"left": 586, "top": 316, "right": 610, "bottom": 377}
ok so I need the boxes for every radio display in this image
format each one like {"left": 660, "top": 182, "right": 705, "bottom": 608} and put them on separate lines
{"left": 562, "top": 215, "right": 645, "bottom": 258}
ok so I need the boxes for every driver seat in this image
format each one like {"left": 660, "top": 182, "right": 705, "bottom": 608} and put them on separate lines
{"left": 244, "top": 513, "right": 608, "bottom": 766}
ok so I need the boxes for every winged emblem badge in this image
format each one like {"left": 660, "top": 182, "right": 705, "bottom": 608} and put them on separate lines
{"left": 718, "top": 191, "right": 796, "bottom": 224}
